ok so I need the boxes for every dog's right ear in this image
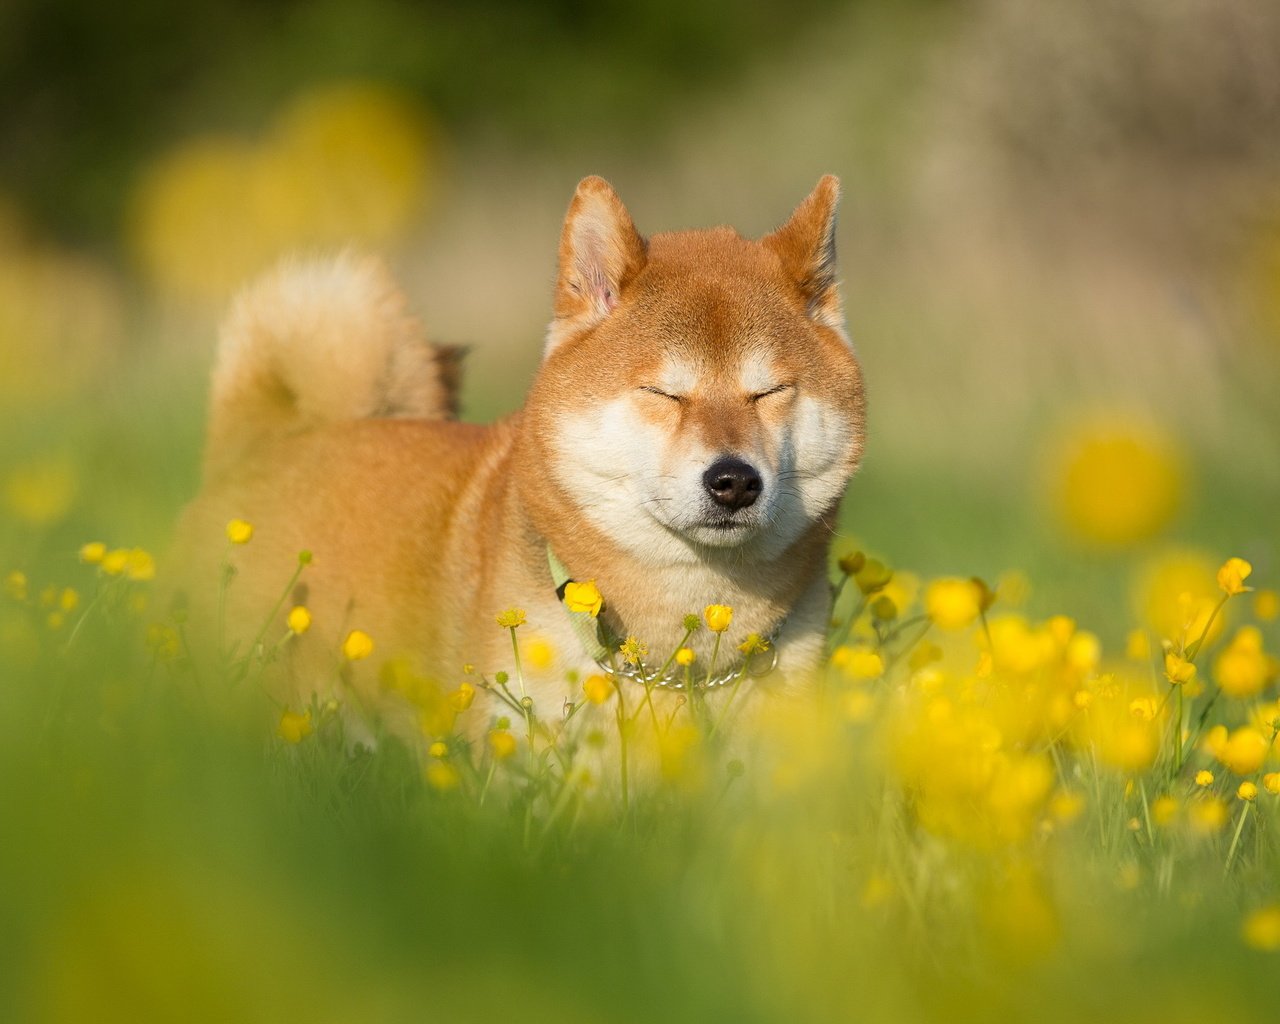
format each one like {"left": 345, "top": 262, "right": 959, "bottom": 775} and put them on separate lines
{"left": 546, "top": 176, "right": 647, "bottom": 354}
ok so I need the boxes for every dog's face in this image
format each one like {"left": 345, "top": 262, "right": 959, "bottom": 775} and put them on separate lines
{"left": 525, "top": 177, "right": 865, "bottom": 564}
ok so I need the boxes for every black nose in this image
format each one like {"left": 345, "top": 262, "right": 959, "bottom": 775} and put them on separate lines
{"left": 702, "top": 457, "right": 763, "bottom": 510}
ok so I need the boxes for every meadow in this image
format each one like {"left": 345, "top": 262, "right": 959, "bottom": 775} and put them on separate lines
{"left": 4, "top": 1, "right": 1280, "bottom": 1020}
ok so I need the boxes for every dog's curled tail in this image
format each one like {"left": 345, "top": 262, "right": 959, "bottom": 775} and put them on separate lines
{"left": 203, "top": 251, "right": 461, "bottom": 482}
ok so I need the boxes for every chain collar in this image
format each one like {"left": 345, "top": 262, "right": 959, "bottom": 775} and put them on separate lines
{"left": 546, "top": 546, "right": 784, "bottom": 691}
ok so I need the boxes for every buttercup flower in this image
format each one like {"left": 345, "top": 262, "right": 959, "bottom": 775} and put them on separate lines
{"left": 124, "top": 548, "right": 155, "bottom": 582}
{"left": 286, "top": 605, "right": 312, "bottom": 635}
{"left": 1217, "top": 557, "right": 1253, "bottom": 596}
{"left": 924, "top": 577, "right": 982, "bottom": 631}
{"left": 563, "top": 580, "right": 603, "bottom": 617}
{"left": 1263, "top": 773, "right": 1280, "bottom": 795}
{"left": 1213, "top": 627, "right": 1272, "bottom": 699}
{"left": 425, "top": 761, "right": 460, "bottom": 791}
{"left": 738, "top": 633, "right": 771, "bottom": 657}
{"left": 675, "top": 647, "right": 695, "bottom": 667}
{"left": 1163, "top": 651, "right": 1196, "bottom": 686}
{"left": 704, "top": 604, "right": 733, "bottom": 633}
{"left": 489, "top": 730, "right": 518, "bottom": 760}
{"left": 1216, "top": 726, "right": 1270, "bottom": 776}
{"left": 277, "top": 708, "right": 312, "bottom": 744}
{"left": 100, "top": 549, "right": 128, "bottom": 576}
{"left": 449, "top": 682, "right": 475, "bottom": 711}
{"left": 583, "top": 674, "right": 614, "bottom": 705}
{"left": 495, "top": 608, "right": 526, "bottom": 629}
{"left": 79, "top": 541, "right": 107, "bottom": 565}
{"left": 226, "top": 518, "right": 254, "bottom": 544}
{"left": 1195, "top": 770, "right": 1214, "bottom": 787}
{"left": 1238, "top": 781, "right": 1258, "bottom": 802}
{"left": 854, "top": 559, "right": 893, "bottom": 596}
{"left": 428, "top": 741, "right": 448, "bottom": 758}
{"left": 1242, "top": 905, "right": 1280, "bottom": 952}
{"left": 342, "top": 629, "right": 374, "bottom": 661}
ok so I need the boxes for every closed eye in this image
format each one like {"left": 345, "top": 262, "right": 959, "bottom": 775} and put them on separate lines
{"left": 750, "top": 383, "right": 794, "bottom": 402}
{"left": 639, "top": 386, "right": 684, "bottom": 403}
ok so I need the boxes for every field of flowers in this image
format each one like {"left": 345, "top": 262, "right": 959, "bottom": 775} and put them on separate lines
{"left": 4, "top": 3, "right": 1280, "bottom": 1017}
{"left": 1, "top": 505, "right": 1277, "bottom": 1021}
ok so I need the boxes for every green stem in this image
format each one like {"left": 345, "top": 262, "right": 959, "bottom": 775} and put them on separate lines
{"left": 234, "top": 556, "right": 308, "bottom": 684}
{"left": 1172, "top": 684, "right": 1184, "bottom": 777}
{"left": 1224, "top": 801, "right": 1252, "bottom": 877}
{"left": 509, "top": 626, "right": 526, "bottom": 699}
{"left": 1185, "top": 594, "right": 1229, "bottom": 662}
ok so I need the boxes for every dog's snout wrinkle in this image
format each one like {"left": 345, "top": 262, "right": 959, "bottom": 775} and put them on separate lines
{"left": 702, "top": 456, "right": 763, "bottom": 511}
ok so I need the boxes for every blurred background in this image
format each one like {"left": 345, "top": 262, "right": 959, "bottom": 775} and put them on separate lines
{"left": 3, "top": 4, "right": 1280, "bottom": 1021}
{"left": 1, "top": 0, "right": 1278, "bottom": 635}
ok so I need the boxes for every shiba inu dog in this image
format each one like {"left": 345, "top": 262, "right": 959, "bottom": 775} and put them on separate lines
{"left": 174, "top": 175, "right": 865, "bottom": 732}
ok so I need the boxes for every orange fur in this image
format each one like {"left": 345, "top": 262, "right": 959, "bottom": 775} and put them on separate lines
{"left": 173, "top": 177, "right": 866, "bottom": 733}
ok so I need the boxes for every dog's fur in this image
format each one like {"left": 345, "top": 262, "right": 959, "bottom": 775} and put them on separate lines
{"left": 173, "top": 176, "right": 866, "bottom": 729}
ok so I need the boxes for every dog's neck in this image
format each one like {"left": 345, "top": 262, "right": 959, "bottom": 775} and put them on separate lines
{"left": 514, "top": 453, "right": 832, "bottom": 663}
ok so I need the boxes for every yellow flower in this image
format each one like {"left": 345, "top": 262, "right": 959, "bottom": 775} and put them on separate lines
{"left": 1217, "top": 557, "right": 1253, "bottom": 596}
{"left": 738, "top": 633, "right": 771, "bottom": 657}
{"left": 277, "top": 708, "right": 313, "bottom": 743}
{"left": 119, "top": 548, "right": 155, "bottom": 582}
{"left": 495, "top": 608, "right": 526, "bottom": 629}
{"left": 489, "top": 730, "right": 518, "bottom": 760}
{"left": 837, "top": 550, "right": 865, "bottom": 576}
{"left": 583, "top": 674, "right": 614, "bottom": 705}
{"left": 563, "top": 580, "right": 603, "bottom": 617}
{"left": 1133, "top": 549, "right": 1222, "bottom": 649}
{"left": 4, "top": 570, "right": 27, "bottom": 602}
{"left": 100, "top": 548, "right": 128, "bottom": 576}
{"left": 1128, "top": 697, "right": 1159, "bottom": 722}
{"left": 1264, "top": 773, "right": 1280, "bottom": 795}
{"left": 703, "top": 604, "right": 733, "bottom": 633}
{"left": 342, "top": 629, "right": 374, "bottom": 661}
{"left": 225, "top": 518, "right": 254, "bottom": 544}
{"left": 59, "top": 588, "right": 79, "bottom": 612}
{"left": 448, "top": 682, "right": 475, "bottom": 711}
{"left": 1049, "top": 790, "right": 1085, "bottom": 823}
{"left": 1242, "top": 905, "right": 1280, "bottom": 952}
{"left": 854, "top": 559, "right": 893, "bottom": 596}
{"left": 425, "top": 761, "right": 460, "bottom": 791}
{"left": 1187, "top": 797, "right": 1229, "bottom": 835}
{"left": 832, "top": 644, "right": 883, "bottom": 680}
{"left": 1045, "top": 415, "right": 1183, "bottom": 546}
{"left": 1213, "top": 626, "right": 1272, "bottom": 699}
{"left": 78, "top": 541, "right": 107, "bottom": 565}
{"left": 1195, "top": 770, "right": 1214, "bottom": 787}
{"left": 1163, "top": 652, "right": 1195, "bottom": 686}
{"left": 1151, "top": 795, "right": 1179, "bottom": 827}
{"left": 4, "top": 455, "right": 77, "bottom": 526}
{"left": 674, "top": 647, "right": 695, "bottom": 667}
{"left": 1238, "top": 781, "right": 1258, "bottom": 802}
{"left": 1217, "top": 727, "right": 1270, "bottom": 776}
{"left": 428, "top": 740, "right": 448, "bottom": 759}
{"left": 1255, "top": 589, "right": 1279, "bottom": 622}
{"left": 286, "top": 605, "right": 312, "bottom": 635}
{"left": 619, "top": 635, "right": 648, "bottom": 666}
{"left": 924, "top": 577, "right": 982, "bottom": 631}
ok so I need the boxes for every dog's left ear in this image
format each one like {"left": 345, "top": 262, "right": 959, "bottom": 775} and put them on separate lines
{"left": 546, "top": 176, "right": 648, "bottom": 354}
{"left": 762, "top": 175, "right": 843, "bottom": 331}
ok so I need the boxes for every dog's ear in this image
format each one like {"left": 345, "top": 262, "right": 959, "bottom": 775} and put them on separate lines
{"left": 546, "top": 176, "right": 647, "bottom": 353}
{"left": 762, "top": 175, "right": 843, "bottom": 331}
